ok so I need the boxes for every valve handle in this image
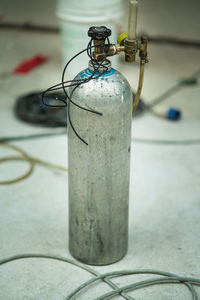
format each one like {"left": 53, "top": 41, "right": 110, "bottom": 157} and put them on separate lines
{"left": 88, "top": 26, "right": 111, "bottom": 40}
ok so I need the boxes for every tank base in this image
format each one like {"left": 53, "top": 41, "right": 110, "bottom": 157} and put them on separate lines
{"left": 69, "top": 247, "right": 128, "bottom": 266}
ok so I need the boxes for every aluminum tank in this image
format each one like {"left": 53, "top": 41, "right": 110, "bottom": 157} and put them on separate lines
{"left": 68, "top": 60, "right": 132, "bottom": 265}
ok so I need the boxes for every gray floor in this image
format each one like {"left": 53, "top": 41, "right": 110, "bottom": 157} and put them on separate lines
{"left": 0, "top": 0, "right": 200, "bottom": 299}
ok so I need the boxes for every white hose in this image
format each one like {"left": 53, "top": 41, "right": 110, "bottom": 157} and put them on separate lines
{"left": 128, "top": 0, "right": 138, "bottom": 40}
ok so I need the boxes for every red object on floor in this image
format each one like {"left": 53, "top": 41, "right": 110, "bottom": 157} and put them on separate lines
{"left": 12, "top": 55, "right": 49, "bottom": 75}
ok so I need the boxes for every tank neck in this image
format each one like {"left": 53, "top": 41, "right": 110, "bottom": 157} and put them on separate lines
{"left": 88, "top": 60, "right": 111, "bottom": 73}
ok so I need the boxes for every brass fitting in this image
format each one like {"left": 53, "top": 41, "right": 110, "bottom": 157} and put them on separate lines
{"left": 139, "top": 36, "right": 148, "bottom": 64}
{"left": 117, "top": 33, "right": 138, "bottom": 62}
{"left": 124, "top": 38, "right": 138, "bottom": 62}
{"left": 92, "top": 41, "right": 124, "bottom": 61}
{"left": 93, "top": 39, "right": 106, "bottom": 61}
{"left": 91, "top": 32, "right": 148, "bottom": 66}
{"left": 115, "top": 44, "right": 125, "bottom": 54}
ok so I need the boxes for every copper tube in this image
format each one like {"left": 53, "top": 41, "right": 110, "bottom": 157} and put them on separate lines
{"left": 132, "top": 60, "right": 145, "bottom": 115}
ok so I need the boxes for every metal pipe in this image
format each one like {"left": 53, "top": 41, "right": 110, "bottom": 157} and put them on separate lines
{"left": 132, "top": 61, "right": 144, "bottom": 115}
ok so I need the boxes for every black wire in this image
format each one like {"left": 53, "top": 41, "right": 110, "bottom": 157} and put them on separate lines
{"left": 41, "top": 42, "right": 100, "bottom": 108}
{"left": 61, "top": 39, "right": 101, "bottom": 145}
{"left": 67, "top": 40, "right": 110, "bottom": 146}
{"left": 41, "top": 45, "right": 100, "bottom": 110}
{"left": 41, "top": 48, "right": 90, "bottom": 108}
{"left": 66, "top": 64, "right": 109, "bottom": 145}
{"left": 61, "top": 39, "right": 103, "bottom": 114}
{"left": 41, "top": 37, "right": 112, "bottom": 145}
{"left": 66, "top": 40, "right": 110, "bottom": 145}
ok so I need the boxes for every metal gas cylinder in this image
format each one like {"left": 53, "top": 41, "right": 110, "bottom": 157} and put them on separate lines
{"left": 68, "top": 59, "right": 132, "bottom": 265}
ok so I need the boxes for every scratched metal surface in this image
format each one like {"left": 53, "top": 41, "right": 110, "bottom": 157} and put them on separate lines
{"left": 68, "top": 62, "right": 132, "bottom": 265}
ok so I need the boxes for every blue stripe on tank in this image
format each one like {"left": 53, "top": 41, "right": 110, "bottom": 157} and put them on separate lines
{"left": 79, "top": 68, "right": 115, "bottom": 79}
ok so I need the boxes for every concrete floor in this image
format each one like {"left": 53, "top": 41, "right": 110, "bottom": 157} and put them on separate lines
{"left": 0, "top": 0, "right": 200, "bottom": 299}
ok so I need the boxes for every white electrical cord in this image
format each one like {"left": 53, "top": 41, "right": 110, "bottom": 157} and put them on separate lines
{"left": 1, "top": 254, "right": 200, "bottom": 299}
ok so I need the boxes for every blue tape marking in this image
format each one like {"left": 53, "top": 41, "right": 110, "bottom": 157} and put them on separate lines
{"left": 79, "top": 68, "right": 115, "bottom": 79}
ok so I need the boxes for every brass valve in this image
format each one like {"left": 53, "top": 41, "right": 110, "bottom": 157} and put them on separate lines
{"left": 88, "top": 26, "right": 115, "bottom": 61}
{"left": 88, "top": 1, "right": 148, "bottom": 65}
{"left": 88, "top": 0, "right": 149, "bottom": 117}
{"left": 90, "top": 31, "right": 148, "bottom": 65}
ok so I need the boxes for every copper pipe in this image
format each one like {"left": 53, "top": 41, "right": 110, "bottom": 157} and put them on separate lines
{"left": 132, "top": 60, "right": 145, "bottom": 115}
